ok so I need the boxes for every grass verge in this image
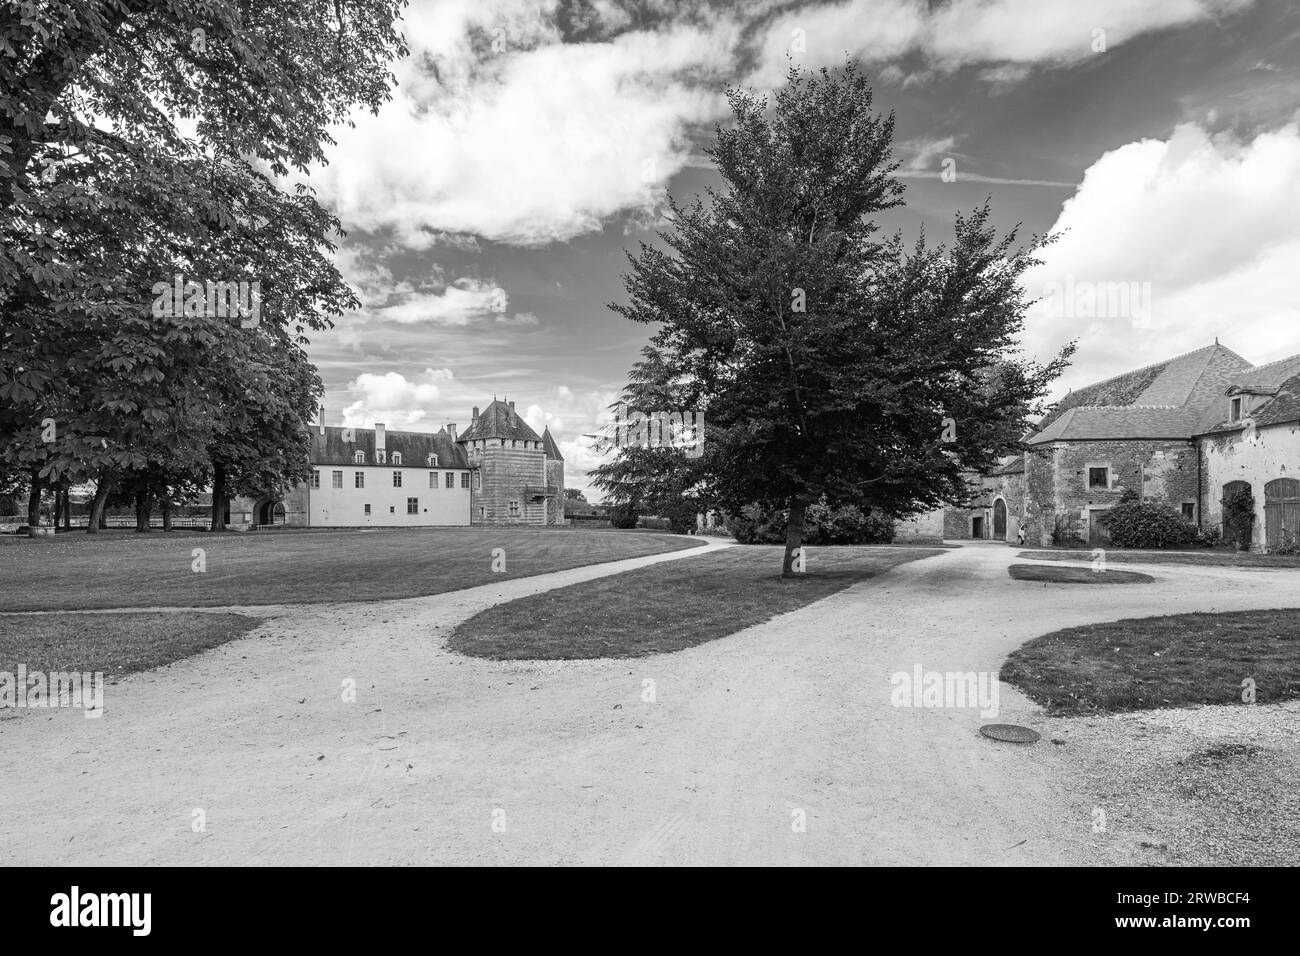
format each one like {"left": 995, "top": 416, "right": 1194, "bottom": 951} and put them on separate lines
{"left": 0, "top": 611, "right": 261, "bottom": 678}
{"left": 0, "top": 528, "right": 703, "bottom": 610}
{"left": 1018, "top": 549, "right": 1300, "bottom": 568}
{"left": 448, "top": 545, "right": 944, "bottom": 659}
{"left": 1008, "top": 563, "right": 1154, "bottom": 584}
{"left": 1001, "top": 608, "right": 1300, "bottom": 715}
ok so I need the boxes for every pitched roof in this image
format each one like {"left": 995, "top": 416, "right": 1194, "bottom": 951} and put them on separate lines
{"left": 1229, "top": 353, "right": 1300, "bottom": 391}
{"left": 541, "top": 427, "right": 564, "bottom": 461}
{"left": 1029, "top": 343, "right": 1253, "bottom": 444}
{"left": 309, "top": 425, "right": 469, "bottom": 467}
{"left": 458, "top": 399, "right": 542, "bottom": 444}
{"left": 1255, "top": 373, "right": 1300, "bottom": 427}
{"left": 990, "top": 455, "right": 1024, "bottom": 475}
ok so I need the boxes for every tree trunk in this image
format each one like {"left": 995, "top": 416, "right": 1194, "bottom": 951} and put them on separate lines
{"left": 135, "top": 487, "right": 153, "bottom": 532}
{"left": 26, "top": 469, "right": 42, "bottom": 535}
{"left": 61, "top": 487, "right": 72, "bottom": 530}
{"left": 161, "top": 495, "right": 172, "bottom": 532}
{"left": 87, "top": 475, "right": 112, "bottom": 534}
{"left": 781, "top": 496, "right": 809, "bottom": 578}
{"left": 210, "top": 463, "right": 227, "bottom": 531}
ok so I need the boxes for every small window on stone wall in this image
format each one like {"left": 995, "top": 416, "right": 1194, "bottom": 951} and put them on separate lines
{"left": 1087, "top": 467, "right": 1110, "bottom": 490}
{"left": 1181, "top": 502, "right": 1195, "bottom": 521}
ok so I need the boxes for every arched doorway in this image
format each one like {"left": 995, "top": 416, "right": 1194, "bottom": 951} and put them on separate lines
{"left": 993, "top": 498, "right": 1007, "bottom": 540}
{"left": 1222, "top": 480, "right": 1253, "bottom": 549}
{"left": 256, "top": 500, "right": 286, "bottom": 527}
{"left": 1264, "top": 478, "right": 1300, "bottom": 550}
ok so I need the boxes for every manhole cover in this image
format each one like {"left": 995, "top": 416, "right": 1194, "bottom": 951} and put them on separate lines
{"left": 980, "top": 723, "right": 1041, "bottom": 744}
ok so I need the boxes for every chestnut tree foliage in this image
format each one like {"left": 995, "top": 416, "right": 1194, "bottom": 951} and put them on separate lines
{"left": 0, "top": 0, "right": 408, "bottom": 530}
{"left": 611, "top": 65, "right": 1072, "bottom": 575}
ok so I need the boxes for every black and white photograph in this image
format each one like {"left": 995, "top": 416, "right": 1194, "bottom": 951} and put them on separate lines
{"left": 1, "top": 0, "right": 1295, "bottom": 923}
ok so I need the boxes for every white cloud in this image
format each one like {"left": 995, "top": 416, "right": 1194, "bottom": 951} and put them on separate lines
{"left": 750, "top": 0, "right": 1253, "bottom": 87}
{"left": 340, "top": 368, "right": 456, "bottom": 428}
{"left": 377, "top": 278, "right": 508, "bottom": 325}
{"left": 307, "top": 0, "right": 1256, "bottom": 248}
{"left": 308, "top": 3, "right": 735, "bottom": 247}
{"left": 1019, "top": 122, "right": 1300, "bottom": 391}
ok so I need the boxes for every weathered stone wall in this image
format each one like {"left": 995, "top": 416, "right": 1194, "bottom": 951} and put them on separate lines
{"left": 894, "top": 507, "right": 944, "bottom": 543}
{"left": 471, "top": 447, "right": 549, "bottom": 526}
{"left": 1026, "top": 439, "right": 1198, "bottom": 545}
{"left": 545, "top": 458, "right": 566, "bottom": 525}
{"left": 1201, "top": 422, "right": 1300, "bottom": 550}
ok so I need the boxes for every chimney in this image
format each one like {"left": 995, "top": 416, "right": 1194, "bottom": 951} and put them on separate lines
{"left": 448, "top": 423, "right": 457, "bottom": 442}
{"left": 318, "top": 404, "right": 325, "bottom": 435}
{"left": 508, "top": 400, "right": 515, "bottom": 411}
{"left": 472, "top": 406, "right": 479, "bottom": 420}
{"left": 375, "top": 423, "right": 386, "bottom": 451}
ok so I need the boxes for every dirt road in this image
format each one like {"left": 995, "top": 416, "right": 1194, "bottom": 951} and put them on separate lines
{"left": 3, "top": 541, "right": 1297, "bottom": 865}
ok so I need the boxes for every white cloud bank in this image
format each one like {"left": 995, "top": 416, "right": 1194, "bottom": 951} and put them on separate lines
{"left": 1019, "top": 121, "right": 1300, "bottom": 390}
{"left": 308, "top": 0, "right": 1253, "bottom": 248}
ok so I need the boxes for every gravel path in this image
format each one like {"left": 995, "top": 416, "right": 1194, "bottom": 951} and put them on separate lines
{"left": 2, "top": 540, "right": 1297, "bottom": 865}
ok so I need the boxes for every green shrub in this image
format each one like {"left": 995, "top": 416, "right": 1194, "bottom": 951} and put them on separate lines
{"left": 1268, "top": 529, "right": 1300, "bottom": 556}
{"left": 1194, "top": 526, "right": 1222, "bottom": 549}
{"left": 725, "top": 499, "right": 894, "bottom": 545}
{"left": 636, "top": 515, "right": 672, "bottom": 530}
{"left": 1098, "top": 501, "right": 1196, "bottom": 549}
{"left": 1222, "top": 488, "right": 1256, "bottom": 551}
{"left": 608, "top": 504, "right": 640, "bottom": 529}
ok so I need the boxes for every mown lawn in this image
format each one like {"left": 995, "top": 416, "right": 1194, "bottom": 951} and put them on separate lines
{"left": 1008, "top": 563, "right": 1154, "bottom": 584}
{"left": 1018, "top": 549, "right": 1300, "bottom": 569}
{"left": 1002, "top": 609, "right": 1300, "bottom": 715}
{"left": 448, "top": 545, "right": 944, "bottom": 659}
{"left": 0, "top": 611, "right": 260, "bottom": 678}
{"left": 0, "top": 528, "right": 703, "bottom": 610}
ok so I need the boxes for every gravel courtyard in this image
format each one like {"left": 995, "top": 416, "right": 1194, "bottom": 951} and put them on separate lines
{"left": 2, "top": 540, "right": 1296, "bottom": 865}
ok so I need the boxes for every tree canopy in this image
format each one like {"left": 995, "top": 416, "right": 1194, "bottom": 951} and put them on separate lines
{"left": 608, "top": 64, "right": 1072, "bottom": 574}
{"left": 1, "top": 0, "right": 408, "bottom": 530}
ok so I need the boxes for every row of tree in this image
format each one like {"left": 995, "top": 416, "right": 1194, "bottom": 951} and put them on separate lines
{"left": 592, "top": 65, "right": 1074, "bottom": 573}
{"left": 1, "top": 0, "right": 409, "bottom": 532}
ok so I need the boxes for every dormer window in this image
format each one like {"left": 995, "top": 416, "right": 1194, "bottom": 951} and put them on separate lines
{"left": 353, "top": 451, "right": 364, "bottom": 464}
{"left": 427, "top": 454, "right": 438, "bottom": 467}
{"left": 1230, "top": 396, "right": 1243, "bottom": 423}
{"left": 392, "top": 451, "right": 402, "bottom": 466}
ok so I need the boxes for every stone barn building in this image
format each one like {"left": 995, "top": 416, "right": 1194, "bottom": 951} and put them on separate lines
{"left": 229, "top": 397, "right": 565, "bottom": 529}
{"left": 940, "top": 342, "right": 1300, "bottom": 551}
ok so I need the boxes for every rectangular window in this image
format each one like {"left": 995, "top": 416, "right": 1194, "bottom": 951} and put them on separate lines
{"left": 364, "top": 503, "right": 371, "bottom": 516}
{"left": 310, "top": 471, "right": 320, "bottom": 489}
{"left": 445, "top": 472, "right": 455, "bottom": 489}
{"left": 429, "top": 471, "right": 438, "bottom": 489}
{"left": 393, "top": 471, "right": 402, "bottom": 488}
{"left": 332, "top": 470, "right": 343, "bottom": 489}
{"left": 407, "top": 497, "right": 418, "bottom": 515}
{"left": 1087, "top": 467, "right": 1109, "bottom": 490}
{"left": 1181, "top": 502, "right": 1195, "bottom": 522}
{"left": 474, "top": 472, "right": 481, "bottom": 491}
{"left": 355, "top": 472, "right": 364, "bottom": 489}
{"left": 461, "top": 472, "right": 470, "bottom": 489}
{"left": 509, "top": 500, "right": 520, "bottom": 517}
{"left": 1231, "top": 397, "right": 1243, "bottom": 422}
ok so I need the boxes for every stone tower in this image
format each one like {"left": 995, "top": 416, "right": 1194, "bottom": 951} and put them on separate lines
{"left": 457, "top": 398, "right": 565, "bottom": 525}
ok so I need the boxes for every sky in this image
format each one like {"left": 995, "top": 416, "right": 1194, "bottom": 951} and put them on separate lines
{"left": 296, "top": 0, "right": 1300, "bottom": 499}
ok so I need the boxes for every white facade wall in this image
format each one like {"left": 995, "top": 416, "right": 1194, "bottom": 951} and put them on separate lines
{"left": 1201, "top": 421, "right": 1300, "bottom": 549}
{"left": 306, "top": 465, "right": 472, "bottom": 527}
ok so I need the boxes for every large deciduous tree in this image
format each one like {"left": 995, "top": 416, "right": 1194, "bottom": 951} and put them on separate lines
{"left": 0, "top": 0, "right": 407, "bottom": 532}
{"left": 611, "top": 65, "right": 1072, "bottom": 575}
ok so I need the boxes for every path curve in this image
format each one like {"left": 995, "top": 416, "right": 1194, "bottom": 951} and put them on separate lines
{"left": 2, "top": 540, "right": 1297, "bottom": 865}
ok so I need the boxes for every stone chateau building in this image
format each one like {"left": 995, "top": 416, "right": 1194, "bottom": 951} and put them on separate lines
{"left": 900, "top": 342, "right": 1300, "bottom": 551}
{"left": 229, "top": 398, "right": 565, "bottom": 528}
